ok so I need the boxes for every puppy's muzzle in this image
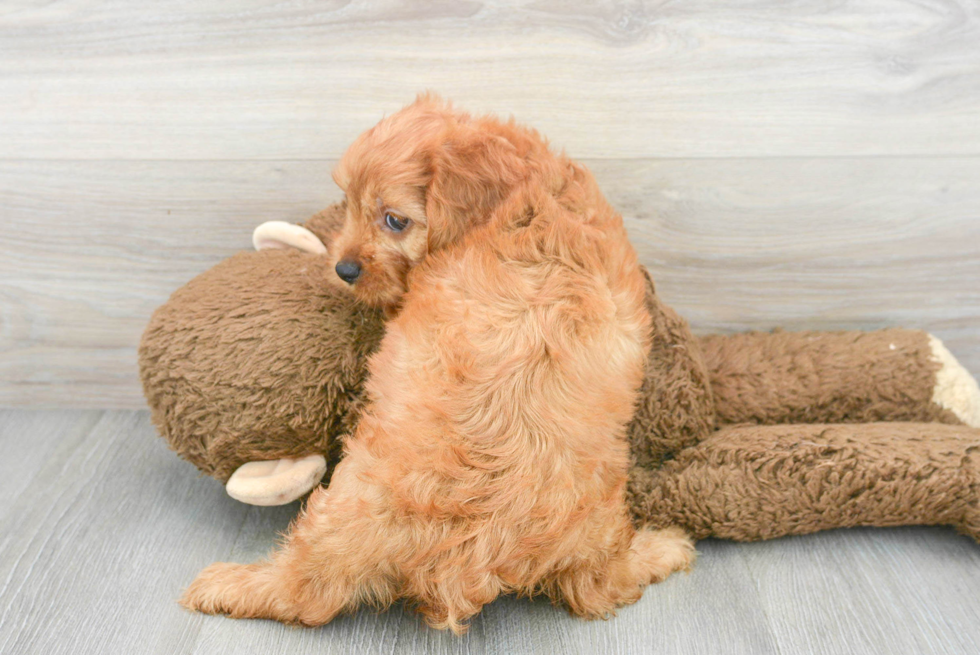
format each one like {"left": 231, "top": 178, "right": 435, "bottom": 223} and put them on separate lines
{"left": 335, "top": 259, "right": 362, "bottom": 285}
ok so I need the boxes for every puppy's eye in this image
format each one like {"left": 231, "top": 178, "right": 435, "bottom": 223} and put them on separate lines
{"left": 384, "top": 212, "right": 410, "bottom": 232}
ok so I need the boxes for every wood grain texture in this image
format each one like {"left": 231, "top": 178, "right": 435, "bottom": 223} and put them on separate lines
{"left": 740, "top": 529, "right": 980, "bottom": 654}
{"left": 1, "top": 158, "right": 977, "bottom": 407}
{"left": 1, "top": 0, "right": 980, "bottom": 159}
{"left": 0, "top": 410, "right": 233, "bottom": 655}
{"left": 2, "top": 410, "right": 980, "bottom": 654}
{"left": 0, "top": 409, "right": 103, "bottom": 524}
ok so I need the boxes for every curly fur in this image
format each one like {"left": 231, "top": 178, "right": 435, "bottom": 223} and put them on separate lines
{"left": 181, "top": 96, "right": 695, "bottom": 632}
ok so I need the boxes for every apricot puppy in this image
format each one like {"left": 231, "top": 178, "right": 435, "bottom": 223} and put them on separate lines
{"left": 181, "top": 96, "right": 695, "bottom": 633}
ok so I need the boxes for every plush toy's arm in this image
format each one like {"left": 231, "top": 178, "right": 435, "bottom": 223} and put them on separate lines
{"left": 629, "top": 422, "right": 980, "bottom": 542}
{"left": 225, "top": 455, "right": 328, "bottom": 506}
{"left": 195, "top": 221, "right": 335, "bottom": 505}
{"left": 698, "top": 329, "right": 980, "bottom": 428}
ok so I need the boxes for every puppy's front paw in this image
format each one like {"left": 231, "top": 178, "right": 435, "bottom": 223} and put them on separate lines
{"left": 180, "top": 562, "right": 249, "bottom": 616}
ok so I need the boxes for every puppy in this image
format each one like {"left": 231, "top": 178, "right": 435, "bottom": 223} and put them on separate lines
{"left": 181, "top": 96, "right": 695, "bottom": 633}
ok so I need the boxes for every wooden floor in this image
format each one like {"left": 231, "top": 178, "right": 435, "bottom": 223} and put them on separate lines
{"left": 0, "top": 409, "right": 978, "bottom": 655}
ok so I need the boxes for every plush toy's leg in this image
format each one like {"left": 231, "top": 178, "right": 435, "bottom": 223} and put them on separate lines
{"left": 629, "top": 422, "right": 980, "bottom": 542}
{"left": 698, "top": 329, "right": 980, "bottom": 427}
{"left": 224, "top": 455, "right": 327, "bottom": 506}
{"left": 929, "top": 335, "right": 980, "bottom": 427}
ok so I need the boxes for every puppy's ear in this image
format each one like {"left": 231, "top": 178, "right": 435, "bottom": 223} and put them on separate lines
{"left": 425, "top": 125, "right": 526, "bottom": 251}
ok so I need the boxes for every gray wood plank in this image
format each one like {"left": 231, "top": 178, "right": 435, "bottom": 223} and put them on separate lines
{"left": 603, "top": 157, "right": 980, "bottom": 374}
{"left": 4, "top": 410, "right": 980, "bottom": 654}
{"left": 0, "top": 409, "right": 102, "bottom": 523}
{"left": 0, "top": 410, "right": 246, "bottom": 655}
{"left": 740, "top": 527, "right": 980, "bottom": 654}
{"left": 0, "top": 159, "right": 340, "bottom": 408}
{"left": 1, "top": 1, "right": 980, "bottom": 159}
{"left": 473, "top": 542, "right": 781, "bottom": 655}
{"left": 2, "top": 158, "right": 977, "bottom": 408}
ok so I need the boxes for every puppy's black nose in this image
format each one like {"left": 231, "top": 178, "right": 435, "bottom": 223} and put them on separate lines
{"left": 335, "top": 259, "right": 362, "bottom": 285}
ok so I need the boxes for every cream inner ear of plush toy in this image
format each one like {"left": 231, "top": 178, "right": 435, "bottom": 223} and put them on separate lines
{"left": 225, "top": 455, "right": 328, "bottom": 506}
{"left": 253, "top": 221, "right": 328, "bottom": 254}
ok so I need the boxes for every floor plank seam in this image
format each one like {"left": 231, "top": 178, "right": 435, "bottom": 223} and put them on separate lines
{"left": 735, "top": 546, "right": 783, "bottom": 655}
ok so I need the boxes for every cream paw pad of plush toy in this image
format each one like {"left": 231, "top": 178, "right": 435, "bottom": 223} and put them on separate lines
{"left": 929, "top": 335, "right": 980, "bottom": 428}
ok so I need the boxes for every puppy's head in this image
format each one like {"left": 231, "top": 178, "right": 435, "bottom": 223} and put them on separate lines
{"left": 329, "top": 94, "right": 531, "bottom": 308}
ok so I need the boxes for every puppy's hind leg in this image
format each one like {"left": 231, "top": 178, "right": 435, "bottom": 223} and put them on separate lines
{"left": 180, "top": 543, "right": 374, "bottom": 626}
{"left": 628, "top": 526, "right": 696, "bottom": 584}
{"left": 180, "top": 560, "right": 314, "bottom": 624}
{"left": 181, "top": 461, "right": 400, "bottom": 626}
{"left": 556, "top": 526, "right": 695, "bottom": 620}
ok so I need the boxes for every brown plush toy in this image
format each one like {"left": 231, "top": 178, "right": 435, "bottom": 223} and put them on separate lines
{"left": 139, "top": 204, "right": 980, "bottom": 542}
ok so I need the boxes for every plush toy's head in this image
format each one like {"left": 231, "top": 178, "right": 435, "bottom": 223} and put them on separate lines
{"left": 139, "top": 205, "right": 385, "bottom": 503}
{"left": 140, "top": 203, "right": 715, "bottom": 506}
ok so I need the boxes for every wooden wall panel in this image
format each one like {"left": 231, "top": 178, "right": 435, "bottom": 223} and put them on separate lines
{"left": 1, "top": 158, "right": 976, "bottom": 407}
{"left": 1, "top": 0, "right": 978, "bottom": 406}
{"left": 1, "top": 1, "right": 979, "bottom": 159}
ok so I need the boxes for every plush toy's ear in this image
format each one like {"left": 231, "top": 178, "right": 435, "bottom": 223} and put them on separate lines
{"left": 252, "top": 221, "right": 328, "bottom": 254}
{"left": 225, "top": 455, "right": 327, "bottom": 506}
